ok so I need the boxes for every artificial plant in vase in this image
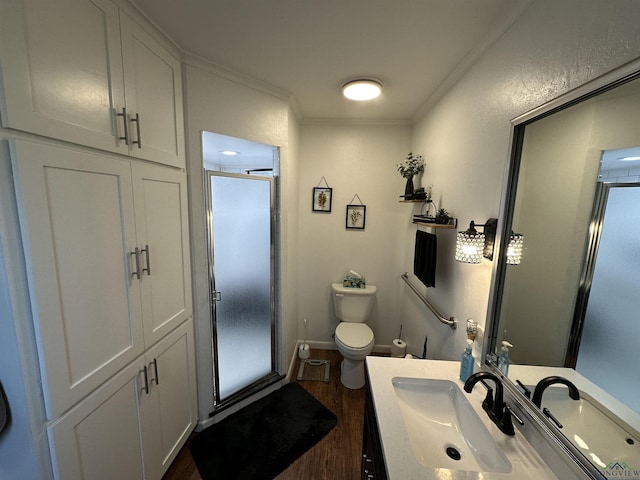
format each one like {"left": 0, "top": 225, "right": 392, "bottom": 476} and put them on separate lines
{"left": 397, "top": 152, "right": 425, "bottom": 199}
{"left": 435, "top": 208, "right": 450, "bottom": 225}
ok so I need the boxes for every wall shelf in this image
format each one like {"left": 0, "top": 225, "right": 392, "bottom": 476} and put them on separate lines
{"left": 412, "top": 218, "right": 457, "bottom": 229}
{"left": 400, "top": 197, "right": 457, "bottom": 228}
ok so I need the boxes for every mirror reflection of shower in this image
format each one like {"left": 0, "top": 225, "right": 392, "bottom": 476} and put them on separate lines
{"left": 572, "top": 146, "right": 640, "bottom": 415}
{"left": 203, "top": 131, "right": 281, "bottom": 409}
{"left": 598, "top": 146, "right": 640, "bottom": 183}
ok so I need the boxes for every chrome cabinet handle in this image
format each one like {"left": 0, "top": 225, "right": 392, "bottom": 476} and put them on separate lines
{"left": 131, "top": 113, "right": 142, "bottom": 148}
{"left": 117, "top": 108, "right": 129, "bottom": 145}
{"left": 141, "top": 245, "right": 151, "bottom": 275}
{"left": 140, "top": 365, "right": 149, "bottom": 395}
{"left": 150, "top": 358, "right": 159, "bottom": 386}
{"left": 130, "top": 247, "right": 141, "bottom": 279}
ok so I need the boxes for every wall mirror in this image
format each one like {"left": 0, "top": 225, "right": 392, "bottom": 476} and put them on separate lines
{"left": 485, "top": 59, "right": 640, "bottom": 478}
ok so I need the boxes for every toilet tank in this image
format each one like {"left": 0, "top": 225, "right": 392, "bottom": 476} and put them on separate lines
{"left": 331, "top": 283, "right": 377, "bottom": 322}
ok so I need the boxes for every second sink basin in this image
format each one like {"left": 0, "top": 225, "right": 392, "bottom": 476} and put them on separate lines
{"left": 536, "top": 386, "right": 640, "bottom": 469}
{"left": 392, "top": 377, "right": 512, "bottom": 473}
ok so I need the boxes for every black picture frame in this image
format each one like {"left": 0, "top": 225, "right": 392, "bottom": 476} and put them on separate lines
{"left": 345, "top": 205, "right": 366, "bottom": 229}
{"left": 312, "top": 187, "right": 332, "bottom": 212}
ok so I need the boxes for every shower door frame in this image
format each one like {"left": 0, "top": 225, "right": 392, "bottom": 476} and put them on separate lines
{"left": 205, "top": 170, "right": 280, "bottom": 412}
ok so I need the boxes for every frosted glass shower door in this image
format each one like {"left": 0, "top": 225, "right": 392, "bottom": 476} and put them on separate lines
{"left": 576, "top": 184, "right": 640, "bottom": 414}
{"left": 208, "top": 172, "right": 274, "bottom": 401}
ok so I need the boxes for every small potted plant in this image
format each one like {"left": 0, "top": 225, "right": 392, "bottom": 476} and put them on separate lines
{"left": 435, "top": 208, "right": 450, "bottom": 225}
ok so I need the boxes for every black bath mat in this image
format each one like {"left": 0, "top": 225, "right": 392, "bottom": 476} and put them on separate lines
{"left": 190, "top": 382, "right": 337, "bottom": 480}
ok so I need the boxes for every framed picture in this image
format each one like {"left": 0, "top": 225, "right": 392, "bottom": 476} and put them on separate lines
{"left": 312, "top": 187, "right": 332, "bottom": 212}
{"left": 346, "top": 204, "right": 366, "bottom": 229}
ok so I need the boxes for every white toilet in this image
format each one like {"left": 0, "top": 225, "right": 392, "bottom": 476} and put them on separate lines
{"left": 331, "top": 283, "right": 377, "bottom": 389}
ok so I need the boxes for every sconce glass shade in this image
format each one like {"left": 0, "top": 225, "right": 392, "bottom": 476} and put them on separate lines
{"left": 455, "top": 230, "right": 485, "bottom": 264}
{"left": 506, "top": 233, "right": 524, "bottom": 265}
{"left": 342, "top": 78, "right": 383, "bottom": 101}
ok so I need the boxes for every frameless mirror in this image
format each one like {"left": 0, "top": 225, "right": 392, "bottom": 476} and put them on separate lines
{"left": 485, "top": 60, "right": 640, "bottom": 478}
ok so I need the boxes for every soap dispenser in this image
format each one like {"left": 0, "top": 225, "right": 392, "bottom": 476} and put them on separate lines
{"left": 498, "top": 341, "right": 513, "bottom": 376}
{"left": 459, "top": 340, "right": 474, "bottom": 382}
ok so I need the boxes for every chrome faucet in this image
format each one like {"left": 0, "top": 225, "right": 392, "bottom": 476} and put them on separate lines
{"left": 531, "top": 376, "right": 580, "bottom": 408}
{"left": 463, "top": 371, "right": 515, "bottom": 436}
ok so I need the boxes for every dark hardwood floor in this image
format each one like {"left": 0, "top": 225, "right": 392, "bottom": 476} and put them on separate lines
{"left": 161, "top": 349, "right": 367, "bottom": 480}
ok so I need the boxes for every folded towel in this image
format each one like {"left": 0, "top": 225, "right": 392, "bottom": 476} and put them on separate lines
{"left": 414, "top": 230, "right": 437, "bottom": 287}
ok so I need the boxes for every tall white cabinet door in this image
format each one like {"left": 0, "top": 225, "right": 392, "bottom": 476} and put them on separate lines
{"left": 48, "top": 360, "right": 148, "bottom": 480}
{"left": 10, "top": 140, "right": 145, "bottom": 419}
{"left": 120, "top": 13, "right": 185, "bottom": 168}
{"left": 132, "top": 164, "right": 192, "bottom": 347}
{"left": 0, "top": 0, "right": 128, "bottom": 154}
{"left": 143, "top": 321, "right": 197, "bottom": 479}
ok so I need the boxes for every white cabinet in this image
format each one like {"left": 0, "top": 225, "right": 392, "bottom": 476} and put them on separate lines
{"left": 144, "top": 322, "right": 198, "bottom": 478}
{"left": 132, "top": 163, "right": 192, "bottom": 348}
{"left": 120, "top": 13, "right": 185, "bottom": 167}
{"left": 10, "top": 139, "right": 191, "bottom": 418}
{"left": 0, "top": 0, "right": 185, "bottom": 167}
{"left": 48, "top": 321, "right": 197, "bottom": 480}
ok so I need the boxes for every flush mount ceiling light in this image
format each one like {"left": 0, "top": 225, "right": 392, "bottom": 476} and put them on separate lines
{"left": 341, "top": 78, "right": 383, "bottom": 101}
{"left": 220, "top": 150, "right": 239, "bottom": 156}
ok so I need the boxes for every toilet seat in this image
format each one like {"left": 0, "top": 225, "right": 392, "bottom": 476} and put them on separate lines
{"left": 335, "top": 323, "right": 374, "bottom": 351}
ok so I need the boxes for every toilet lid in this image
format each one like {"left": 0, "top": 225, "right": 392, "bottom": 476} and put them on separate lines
{"left": 335, "top": 323, "right": 374, "bottom": 349}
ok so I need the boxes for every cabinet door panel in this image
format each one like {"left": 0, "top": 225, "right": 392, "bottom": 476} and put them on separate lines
{"left": 120, "top": 13, "right": 185, "bottom": 167}
{"left": 0, "top": 0, "right": 127, "bottom": 153}
{"left": 132, "top": 164, "right": 192, "bottom": 347}
{"left": 145, "top": 321, "right": 197, "bottom": 479}
{"left": 48, "top": 361, "right": 147, "bottom": 480}
{"left": 11, "top": 140, "right": 144, "bottom": 418}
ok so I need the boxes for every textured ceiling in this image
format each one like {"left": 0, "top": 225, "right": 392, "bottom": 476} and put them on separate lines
{"left": 131, "top": 0, "right": 532, "bottom": 122}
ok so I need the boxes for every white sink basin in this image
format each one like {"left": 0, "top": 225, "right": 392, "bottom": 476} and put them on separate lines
{"left": 536, "top": 386, "right": 640, "bottom": 468}
{"left": 391, "top": 377, "right": 512, "bottom": 473}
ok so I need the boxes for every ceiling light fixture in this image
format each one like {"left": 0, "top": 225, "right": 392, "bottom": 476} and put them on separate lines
{"left": 342, "top": 78, "right": 383, "bottom": 101}
{"left": 619, "top": 156, "right": 640, "bottom": 161}
{"left": 220, "top": 150, "right": 239, "bottom": 156}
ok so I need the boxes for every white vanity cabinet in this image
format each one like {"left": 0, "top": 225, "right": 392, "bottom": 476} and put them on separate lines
{"left": 48, "top": 321, "right": 197, "bottom": 480}
{"left": 10, "top": 139, "right": 192, "bottom": 419}
{"left": 0, "top": 0, "right": 185, "bottom": 168}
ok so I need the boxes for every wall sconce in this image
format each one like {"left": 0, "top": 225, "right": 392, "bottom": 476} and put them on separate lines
{"left": 455, "top": 219, "right": 497, "bottom": 264}
{"left": 506, "top": 232, "right": 524, "bottom": 265}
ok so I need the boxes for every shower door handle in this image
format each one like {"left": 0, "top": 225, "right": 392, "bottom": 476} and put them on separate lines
{"left": 212, "top": 290, "right": 222, "bottom": 302}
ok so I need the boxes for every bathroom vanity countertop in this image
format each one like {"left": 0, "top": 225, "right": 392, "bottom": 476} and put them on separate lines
{"left": 365, "top": 357, "right": 562, "bottom": 480}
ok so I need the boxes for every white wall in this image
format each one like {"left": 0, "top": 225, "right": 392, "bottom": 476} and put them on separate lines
{"left": 297, "top": 123, "right": 411, "bottom": 349}
{"left": 183, "top": 60, "right": 299, "bottom": 420}
{"left": 408, "top": 0, "right": 640, "bottom": 362}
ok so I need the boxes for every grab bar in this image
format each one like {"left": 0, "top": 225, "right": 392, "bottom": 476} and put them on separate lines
{"left": 401, "top": 272, "right": 457, "bottom": 329}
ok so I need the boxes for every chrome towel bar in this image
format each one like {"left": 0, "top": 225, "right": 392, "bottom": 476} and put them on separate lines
{"left": 401, "top": 272, "right": 457, "bottom": 329}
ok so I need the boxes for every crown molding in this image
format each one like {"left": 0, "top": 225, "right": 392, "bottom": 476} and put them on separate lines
{"left": 411, "top": 0, "right": 534, "bottom": 123}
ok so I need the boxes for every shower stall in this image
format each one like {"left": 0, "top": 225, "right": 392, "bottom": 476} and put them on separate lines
{"left": 203, "top": 133, "right": 281, "bottom": 412}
